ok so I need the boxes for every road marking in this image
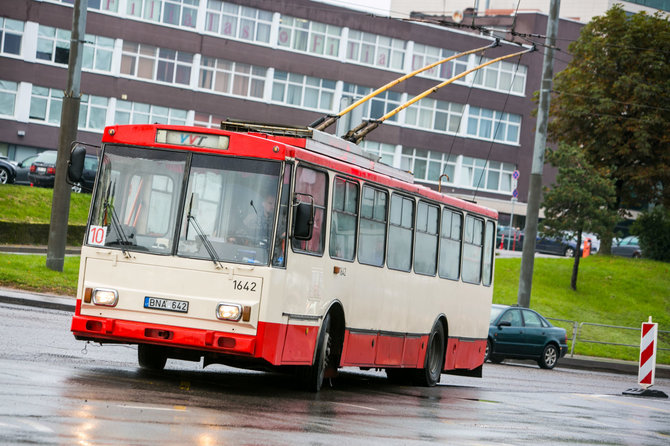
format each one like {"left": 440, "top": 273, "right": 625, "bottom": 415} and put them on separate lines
{"left": 116, "top": 404, "right": 187, "bottom": 412}
{"left": 19, "top": 419, "right": 54, "bottom": 433}
{"left": 578, "top": 394, "right": 670, "bottom": 414}
{"left": 333, "top": 402, "right": 379, "bottom": 411}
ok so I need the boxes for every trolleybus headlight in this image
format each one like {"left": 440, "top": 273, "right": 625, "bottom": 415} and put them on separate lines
{"left": 216, "top": 303, "right": 242, "bottom": 321}
{"left": 92, "top": 288, "right": 119, "bottom": 307}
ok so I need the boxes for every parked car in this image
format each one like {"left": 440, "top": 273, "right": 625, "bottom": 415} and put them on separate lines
{"left": 0, "top": 156, "right": 17, "bottom": 184}
{"left": 486, "top": 304, "right": 568, "bottom": 369}
{"left": 28, "top": 151, "right": 98, "bottom": 192}
{"left": 535, "top": 234, "right": 579, "bottom": 257}
{"left": 612, "top": 236, "right": 642, "bottom": 258}
{"left": 13, "top": 153, "right": 40, "bottom": 185}
{"left": 28, "top": 150, "right": 58, "bottom": 188}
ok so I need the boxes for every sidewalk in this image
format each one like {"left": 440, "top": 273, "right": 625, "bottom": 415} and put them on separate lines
{"left": 1, "top": 285, "right": 668, "bottom": 381}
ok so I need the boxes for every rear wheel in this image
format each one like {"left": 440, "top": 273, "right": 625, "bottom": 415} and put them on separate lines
{"left": 564, "top": 247, "right": 575, "bottom": 257}
{"left": 414, "top": 321, "right": 445, "bottom": 387}
{"left": 0, "top": 167, "right": 10, "bottom": 184}
{"left": 538, "top": 344, "right": 559, "bottom": 369}
{"left": 138, "top": 344, "right": 168, "bottom": 371}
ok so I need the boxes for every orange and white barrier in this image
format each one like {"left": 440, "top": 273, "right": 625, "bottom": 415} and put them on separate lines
{"left": 638, "top": 317, "right": 658, "bottom": 388}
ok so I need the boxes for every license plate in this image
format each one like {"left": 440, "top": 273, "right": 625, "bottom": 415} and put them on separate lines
{"left": 144, "top": 296, "right": 189, "bottom": 313}
{"left": 37, "top": 167, "right": 46, "bottom": 174}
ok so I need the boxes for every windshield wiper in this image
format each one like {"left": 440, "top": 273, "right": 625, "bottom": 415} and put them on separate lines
{"left": 186, "top": 193, "right": 223, "bottom": 269}
{"left": 101, "top": 180, "right": 132, "bottom": 258}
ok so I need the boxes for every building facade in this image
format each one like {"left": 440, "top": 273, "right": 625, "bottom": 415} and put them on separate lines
{"left": 0, "top": 0, "right": 583, "bottom": 226}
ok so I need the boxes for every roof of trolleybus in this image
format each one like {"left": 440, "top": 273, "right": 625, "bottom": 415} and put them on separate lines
{"left": 100, "top": 124, "right": 498, "bottom": 220}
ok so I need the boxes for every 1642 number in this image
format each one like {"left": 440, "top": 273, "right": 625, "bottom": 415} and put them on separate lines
{"left": 233, "top": 280, "right": 257, "bottom": 292}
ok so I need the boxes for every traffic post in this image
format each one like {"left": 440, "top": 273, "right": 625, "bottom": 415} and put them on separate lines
{"left": 622, "top": 317, "right": 668, "bottom": 398}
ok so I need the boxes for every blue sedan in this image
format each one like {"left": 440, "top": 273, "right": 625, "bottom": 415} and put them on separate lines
{"left": 486, "top": 304, "right": 568, "bottom": 369}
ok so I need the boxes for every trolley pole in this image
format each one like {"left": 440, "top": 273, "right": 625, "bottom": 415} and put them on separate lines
{"left": 517, "top": 0, "right": 560, "bottom": 308}
{"left": 46, "top": 0, "right": 87, "bottom": 272}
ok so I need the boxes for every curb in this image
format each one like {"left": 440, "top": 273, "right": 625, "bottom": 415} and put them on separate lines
{"left": 0, "top": 287, "right": 75, "bottom": 312}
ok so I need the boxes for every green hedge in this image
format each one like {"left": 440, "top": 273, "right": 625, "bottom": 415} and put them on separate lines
{"left": 0, "top": 222, "right": 86, "bottom": 246}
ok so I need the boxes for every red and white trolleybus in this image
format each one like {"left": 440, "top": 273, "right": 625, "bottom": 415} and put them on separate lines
{"left": 69, "top": 121, "right": 497, "bottom": 391}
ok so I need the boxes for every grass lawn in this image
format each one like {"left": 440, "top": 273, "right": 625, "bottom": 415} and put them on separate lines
{"left": 0, "top": 184, "right": 90, "bottom": 224}
{"left": 0, "top": 253, "right": 80, "bottom": 296}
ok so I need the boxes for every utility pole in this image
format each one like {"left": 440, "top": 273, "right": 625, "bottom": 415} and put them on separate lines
{"left": 46, "top": 0, "right": 87, "bottom": 272}
{"left": 517, "top": 0, "right": 560, "bottom": 308}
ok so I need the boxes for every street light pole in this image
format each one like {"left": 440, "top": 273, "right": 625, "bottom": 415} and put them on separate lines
{"left": 46, "top": 0, "right": 87, "bottom": 272}
{"left": 517, "top": 0, "right": 560, "bottom": 308}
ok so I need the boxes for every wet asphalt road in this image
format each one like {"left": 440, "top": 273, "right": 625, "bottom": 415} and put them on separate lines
{"left": 1, "top": 302, "right": 669, "bottom": 445}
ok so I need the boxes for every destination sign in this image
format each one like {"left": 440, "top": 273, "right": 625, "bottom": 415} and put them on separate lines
{"left": 155, "top": 129, "right": 229, "bottom": 150}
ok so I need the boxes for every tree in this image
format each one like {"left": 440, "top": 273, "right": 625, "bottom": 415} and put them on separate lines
{"left": 632, "top": 206, "right": 670, "bottom": 262}
{"left": 540, "top": 144, "right": 618, "bottom": 290}
{"left": 548, "top": 6, "right": 670, "bottom": 223}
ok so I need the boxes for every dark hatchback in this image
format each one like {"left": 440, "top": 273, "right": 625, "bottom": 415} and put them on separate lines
{"left": 486, "top": 304, "right": 568, "bottom": 369}
{"left": 28, "top": 151, "right": 98, "bottom": 192}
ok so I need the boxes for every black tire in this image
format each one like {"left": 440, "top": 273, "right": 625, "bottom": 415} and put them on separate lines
{"left": 485, "top": 339, "right": 492, "bottom": 361}
{"left": 538, "top": 344, "right": 559, "bottom": 369}
{"left": 414, "top": 321, "right": 445, "bottom": 387}
{"left": 138, "top": 344, "right": 168, "bottom": 371}
{"left": 385, "top": 368, "right": 412, "bottom": 384}
{"left": 0, "top": 166, "right": 10, "bottom": 184}
{"left": 302, "top": 313, "right": 333, "bottom": 392}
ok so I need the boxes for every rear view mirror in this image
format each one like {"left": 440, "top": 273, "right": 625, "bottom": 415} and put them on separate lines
{"left": 68, "top": 144, "right": 86, "bottom": 184}
{"left": 292, "top": 199, "right": 314, "bottom": 241}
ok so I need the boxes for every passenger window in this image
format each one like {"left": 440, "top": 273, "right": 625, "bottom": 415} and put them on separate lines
{"left": 358, "top": 185, "right": 387, "bottom": 267}
{"left": 388, "top": 194, "right": 414, "bottom": 272}
{"left": 414, "top": 201, "right": 439, "bottom": 275}
{"left": 292, "top": 166, "right": 327, "bottom": 255}
{"left": 329, "top": 177, "right": 358, "bottom": 261}
{"left": 483, "top": 220, "right": 495, "bottom": 286}
{"left": 500, "top": 309, "right": 522, "bottom": 327}
{"left": 439, "top": 209, "right": 462, "bottom": 280}
{"left": 462, "top": 215, "right": 484, "bottom": 284}
{"left": 522, "top": 310, "right": 543, "bottom": 328}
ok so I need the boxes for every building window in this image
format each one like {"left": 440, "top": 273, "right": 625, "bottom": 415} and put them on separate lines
{"left": 473, "top": 58, "right": 527, "bottom": 95}
{"left": 411, "top": 44, "right": 467, "bottom": 81}
{"left": 199, "top": 57, "right": 266, "bottom": 98}
{"left": 193, "top": 112, "right": 226, "bottom": 128}
{"left": 0, "top": 18, "right": 23, "bottom": 55}
{"left": 401, "top": 148, "right": 456, "bottom": 185}
{"left": 205, "top": 1, "right": 272, "bottom": 43}
{"left": 346, "top": 30, "right": 405, "bottom": 70}
{"left": 121, "top": 42, "right": 193, "bottom": 86}
{"left": 115, "top": 100, "right": 187, "bottom": 125}
{"left": 466, "top": 106, "right": 521, "bottom": 144}
{"left": 29, "top": 86, "right": 62, "bottom": 124}
{"left": 83, "top": 34, "right": 115, "bottom": 72}
{"left": 405, "top": 98, "right": 463, "bottom": 133}
{"left": 360, "top": 141, "right": 396, "bottom": 166}
{"left": 127, "top": 0, "right": 198, "bottom": 28}
{"left": 272, "top": 71, "right": 335, "bottom": 112}
{"left": 36, "top": 26, "right": 71, "bottom": 64}
{"left": 60, "top": 0, "right": 120, "bottom": 13}
{"left": 0, "top": 81, "right": 18, "bottom": 117}
{"left": 78, "top": 95, "right": 109, "bottom": 130}
{"left": 461, "top": 157, "right": 515, "bottom": 193}
{"left": 278, "top": 16, "right": 341, "bottom": 58}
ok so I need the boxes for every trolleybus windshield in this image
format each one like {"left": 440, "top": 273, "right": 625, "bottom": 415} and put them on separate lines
{"left": 87, "top": 144, "right": 282, "bottom": 265}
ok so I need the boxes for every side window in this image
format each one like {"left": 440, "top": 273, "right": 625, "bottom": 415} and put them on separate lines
{"left": 292, "top": 166, "right": 327, "bottom": 255}
{"left": 522, "top": 310, "right": 543, "bottom": 328}
{"left": 482, "top": 220, "right": 495, "bottom": 286}
{"left": 273, "top": 163, "right": 292, "bottom": 267}
{"left": 329, "top": 176, "right": 359, "bottom": 261}
{"left": 414, "top": 201, "right": 439, "bottom": 275}
{"left": 500, "top": 309, "right": 522, "bottom": 327}
{"left": 462, "top": 215, "right": 484, "bottom": 284}
{"left": 439, "top": 209, "right": 462, "bottom": 280}
{"left": 358, "top": 185, "right": 387, "bottom": 267}
{"left": 388, "top": 194, "right": 414, "bottom": 272}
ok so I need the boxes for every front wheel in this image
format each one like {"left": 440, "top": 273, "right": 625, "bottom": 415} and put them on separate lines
{"left": 302, "top": 313, "right": 333, "bottom": 392}
{"left": 538, "top": 344, "right": 559, "bottom": 369}
{"left": 0, "top": 167, "right": 10, "bottom": 184}
{"left": 138, "top": 344, "right": 168, "bottom": 371}
{"left": 565, "top": 247, "right": 575, "bottom": 257}
{"left": 414, "top": 321, "right": 445, "bottom": 387}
